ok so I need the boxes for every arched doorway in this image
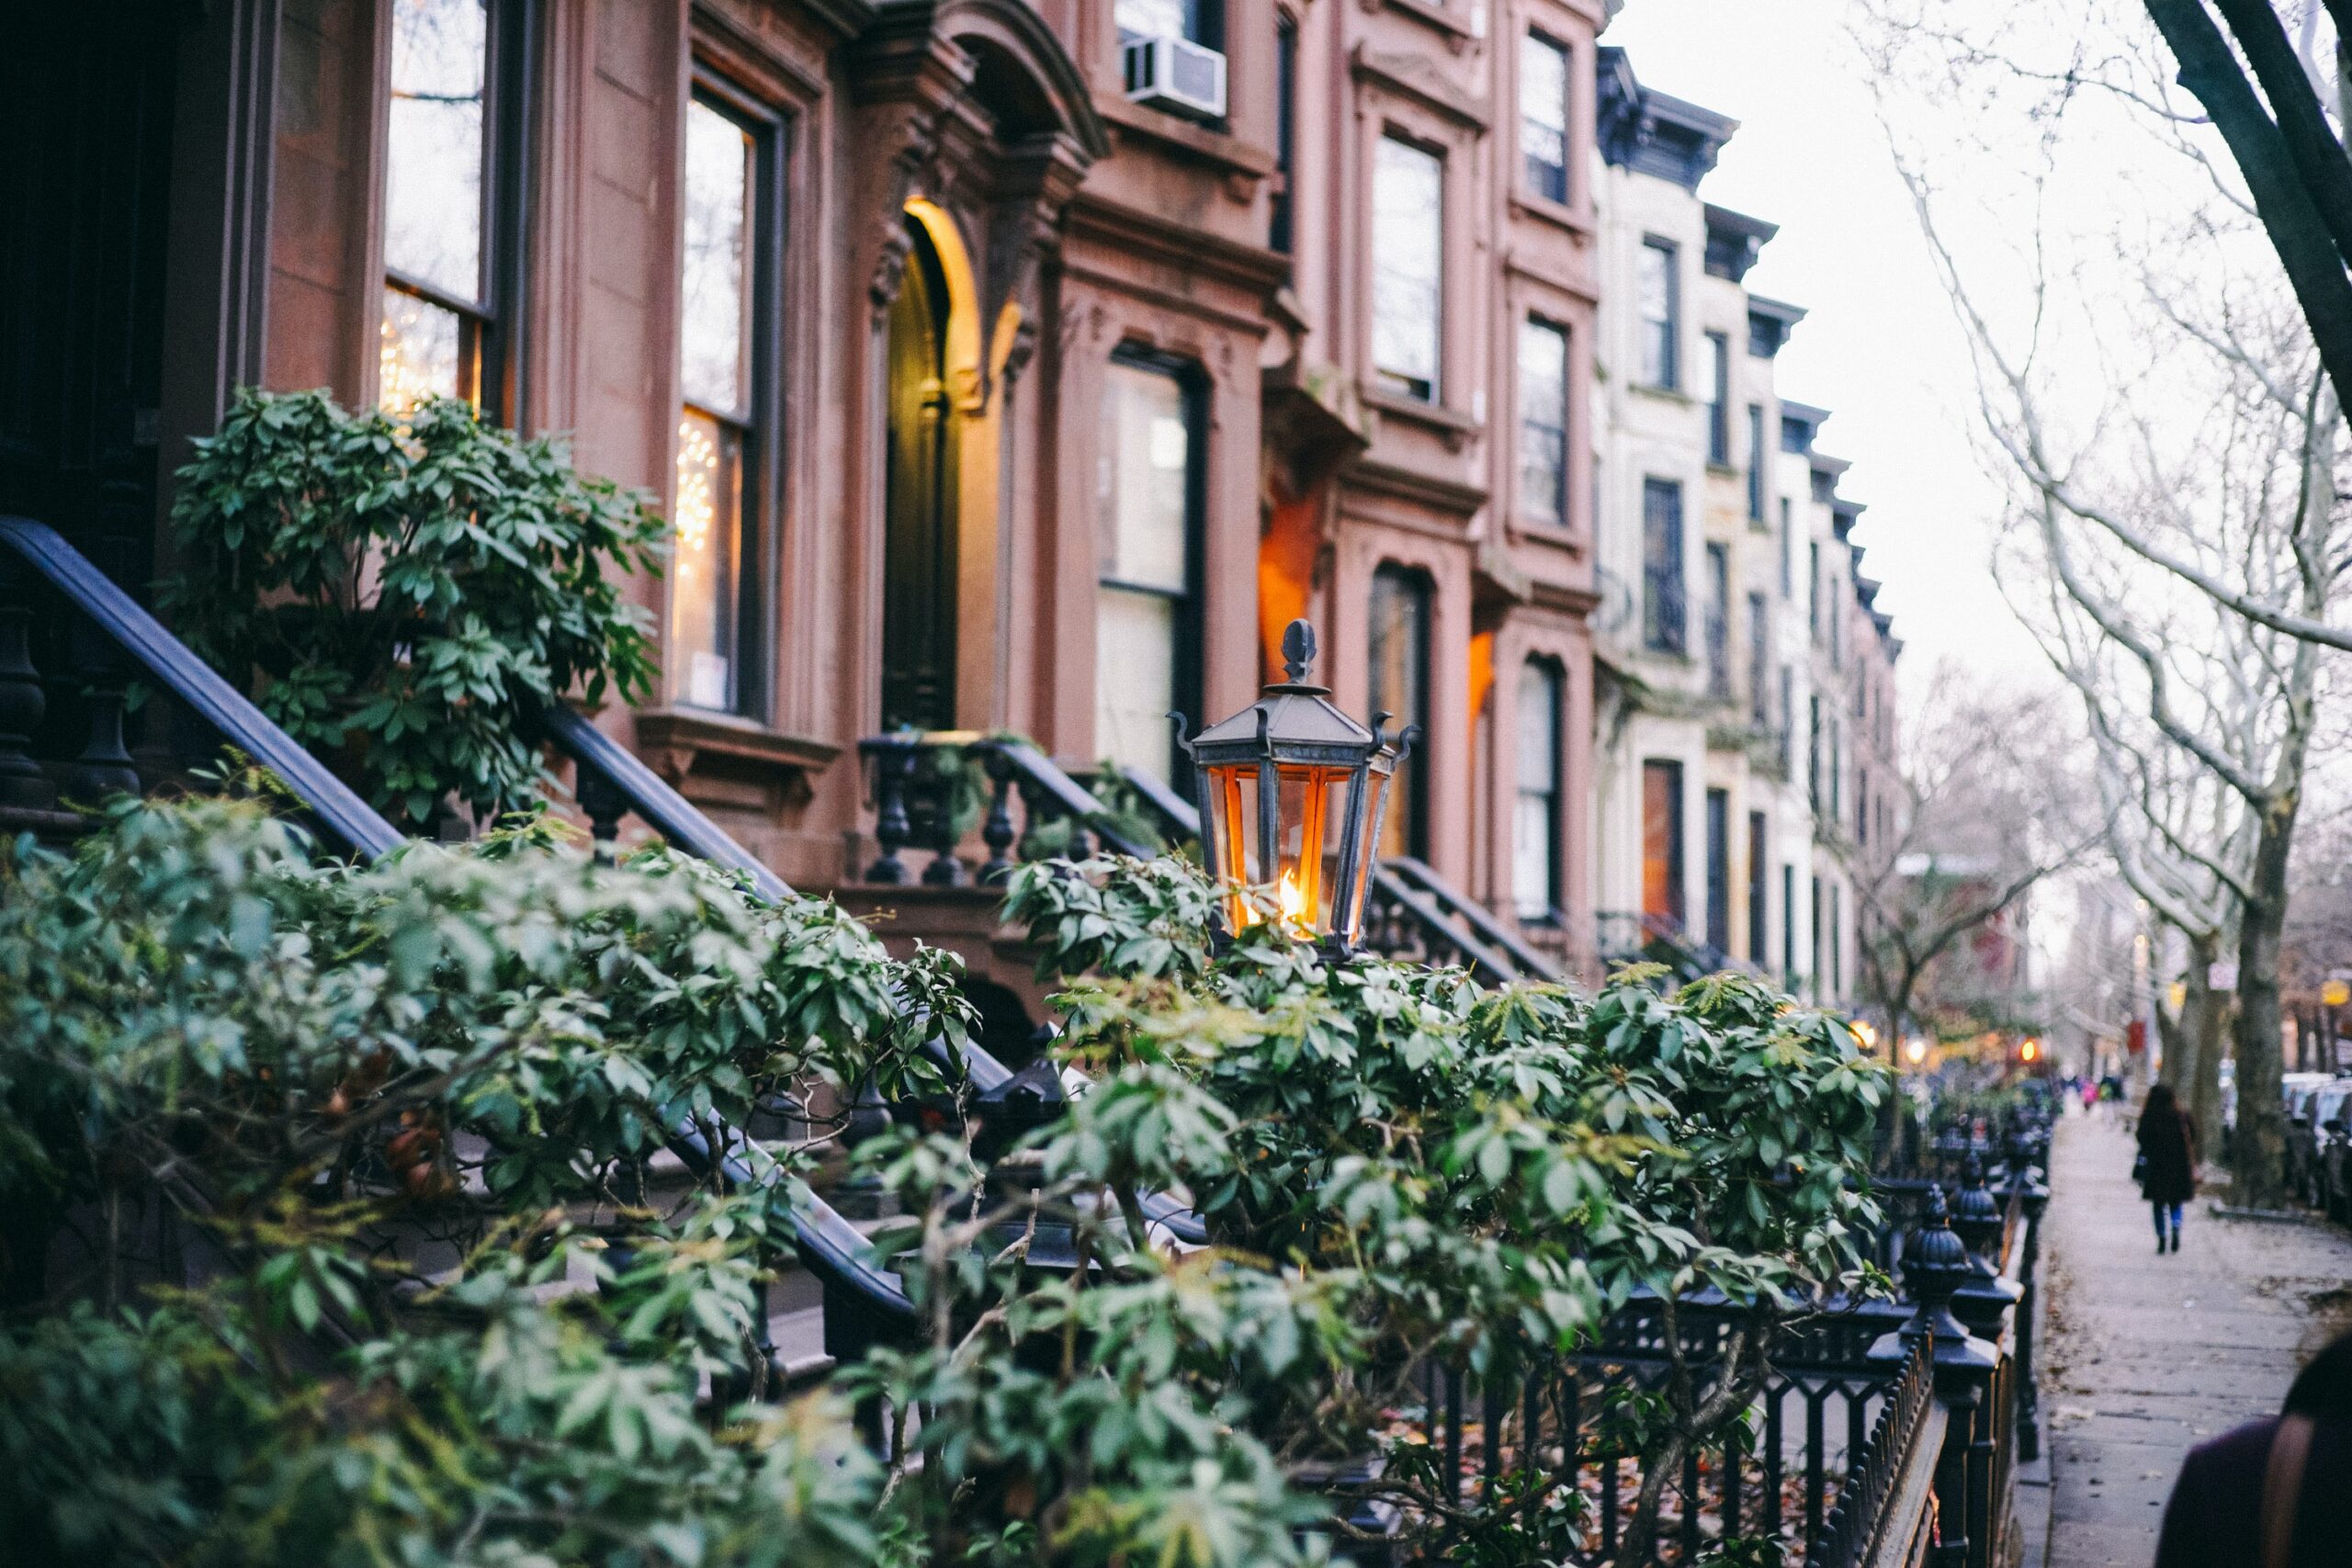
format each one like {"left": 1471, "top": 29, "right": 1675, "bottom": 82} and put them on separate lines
{"left": 880, "top": 216, "right": 960, "bottom": 733}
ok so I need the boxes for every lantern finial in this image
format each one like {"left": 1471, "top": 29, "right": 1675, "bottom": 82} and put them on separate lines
{"left": 1281, "top": 619, "right": 1317, "bottom": 682}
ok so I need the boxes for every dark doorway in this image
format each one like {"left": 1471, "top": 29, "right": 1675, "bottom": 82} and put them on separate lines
{"left": 0, "top": 4, "right": 180, "bottom": 570}
{"left": 880, "top": 216, "right": 959, "bottom": 733}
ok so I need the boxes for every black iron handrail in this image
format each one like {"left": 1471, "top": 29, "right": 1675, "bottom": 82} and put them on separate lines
{"left": 0, "top": 516, "right": 402, "bottom": 859}
{"left": 539, "top": 704, "right": 791, "bottom": 902}
{"left": 1382, "top": 855, "right": 1566, "bottom": 983}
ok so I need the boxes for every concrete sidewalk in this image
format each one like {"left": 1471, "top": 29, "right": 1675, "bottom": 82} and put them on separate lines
{"left": 2021, "top": 1107, "right": 2352, "bottom": 1566}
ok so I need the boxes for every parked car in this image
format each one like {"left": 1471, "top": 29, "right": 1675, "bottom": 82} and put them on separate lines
{"left": 2283, "top": 1077, "right": 2340, "bottom": 1206}
{"left": 2314, "top": 1083, "right": 2352, "bottom": 1220}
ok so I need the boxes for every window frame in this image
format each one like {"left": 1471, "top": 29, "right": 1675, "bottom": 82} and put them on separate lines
{"left": 1517, "top": 314, "right": 1571, "bottom": 527}
{"left": 1270, "top": 13, "right": 1297, "bottom": 253}
{"left": 1371, "top": 130, "right": 1447, "bottom": 404}
{"left": 378, "top": 0, "right": 536, "bottom": 421}
{"left": 1640, "top": 476, "right": 1686, "bottom": 656}
{"left": 1746, "top": 403, "right": 1766, "bottom": 521}
{"left": 1114, "top": 0, "right": 1225, "bottom": 48}
{"left": 1747, "top": 810, "right": 1768, "bottom": 966}
{"left": 1368, "top": 563, "right": 1434, "bottom": 861}
{"left": 1636, "top": 237, "right": 1679, "bottom": 390}
{"left": 1513, "top": 655, "right": 1566, "bottom": 921}
{"left": 1704, "top": 331, "right": 1730, "bottom": 463}
{"left": 1702, "top": 541, "right": 1730, "bottom": 697}
{"left": 1704, "top": 786, "right": 1731, "bottom": 955}
{"left": 1095, "top": 344, "right": 1210, "bottom": 772}
{"left": 1520, "top": 29, "right": 1572, "bottom": 206}
{"left": 669, "top": 68, "right": 788, "bottom": 721}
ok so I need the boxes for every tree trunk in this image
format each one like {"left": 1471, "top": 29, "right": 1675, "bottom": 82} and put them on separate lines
{"left": 2155, "top": 982, "right": 2187, "bottom": 1091}
{"left": 2232, "top": 795, "right": 2301, "bottom": 1208}
{"left": 2188, "top": 931, "right": 2226, "bottom": 1173}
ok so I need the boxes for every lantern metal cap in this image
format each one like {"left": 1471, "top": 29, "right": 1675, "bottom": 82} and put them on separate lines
{"left": 1189, "top": 620, "right": 1375, "bottom": 752}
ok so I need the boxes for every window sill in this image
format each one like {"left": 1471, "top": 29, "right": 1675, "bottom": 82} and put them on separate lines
{"left": 1096, "top": 93, "right": 1275, "bottom": 182}
{"left": 635, "top": 708, "right": 842, "bottom": 784}
{"left": 1510, "top": 189, "right": 1591, "bottom": 240}
{"left": 1378, "top": 0, "right": 1477, "bottom": 51}
{"left": 1631, "top": 381, "right": 1692, "bottom": 408}
{"left": 1361, "top": 380, "right": 1481, "bottom": 447}
{"left": 1706, "top": 461, "right": 1740, "bottom": 478}
{"left": 1508, "top": 516, "right": 1584, "bottom": 553}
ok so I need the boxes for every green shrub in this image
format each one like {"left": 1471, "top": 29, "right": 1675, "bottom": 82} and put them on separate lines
{"left": 164, "top": 389, "right": 666, "bottom": 827}
{"left": 0, "top": 797, "right": 961, "bottom": 1564}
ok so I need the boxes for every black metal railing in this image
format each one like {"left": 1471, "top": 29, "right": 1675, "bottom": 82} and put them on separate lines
{"left": 0, "top": 517, "right": 401, "bottom": 859}
{"left": 858, "top": 731, "right": 1158, "bottom": 887}
{"left": 1376, "top": 1292, "right": 1931, "bottom": 1565}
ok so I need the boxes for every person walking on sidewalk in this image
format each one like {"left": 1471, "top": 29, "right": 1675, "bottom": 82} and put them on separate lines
{"left": 2154, "top": 1328, "right": 2352, "bottom": 1566}
{"left": 2137, "top": 1081, "right": 2199, "bottom": 1255}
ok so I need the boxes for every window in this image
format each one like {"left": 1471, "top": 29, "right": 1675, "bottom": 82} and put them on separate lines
{"left": 1747, "top": 591, "right": 1770, "bottom": 726}
{"left": 379, "top": 0, "right": 528, "bottom": 415}
{"left": 1097, "top": 354, "right": 1204, "bottom": 781}
{"left": 1374, "top": 136, "right": 1444, "bottom": 401}
{"left": 1858, "top": 765, "right": 1871, "bottom": 844}
{"left": 1747, "top": 404, "right": 1766, "bottom": 520}
{"left": 1703, "top": 543, "right": 1730, "bottom": 697}
{"left": 1704, "top": 333, "right": 1730, "bottom": 463}
{"left": 1808, "top": 693, "right": 1822, "bottom": 810}
{"left": 1747, "top": 811, "right": 1768, "bottom": 965}
{"left": 1811, "top": 874, "right": 1824, "bottom": 1000}
{"left": 1271, "top": 17, "right": 1296, "bottom": 252}
{"left": 1636, "top": 239, "right": 1678, "bottom": 389}
{"left": 1705, "top": 787, "right": 1730, "bottom": 954}
{"left": 1641, "top": 478, "right": 1685, "bottom": 654}
{"left": 672, "top": 85, "right": 779, "bottom": 716}
{"left": 1519, "top": 319, "right": 1569, "bottom": 525}
{"left": 1778, "top": 664, "right": 1793, "bottom": 772}
{"left": 1830, "top": 717, "right": 1842, "bottom": 818}
{"left": 1514, "top": 659, "right": 1564, "bottom": 919}
{"left": 1781, "top": 863, "right": 1796, "bottom": 987}
{"left": 1808, "top": 541, "right": 1822, "bottom": 642}
{"left": 1642, "top": 760, "right": 1685, "bottom": 927}
{"left": 1830, "top": 884, "right": 1843, "bottom": 996}
{"left": 1369, "top": 566, "right": 1432, "bottom": 859}
{"left": 1779, "top": 497, "right": 1792, "bottom": 597}
{"left": 1116, "top": 0, "right": 1221, "bottom": 45}
{"left": 1521, "top": 33, "right": 1570, "bottom": 204}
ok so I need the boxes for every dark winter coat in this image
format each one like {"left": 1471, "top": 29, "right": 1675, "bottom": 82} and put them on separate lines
{"left": 2138, "top": 1106, "right": 2199, "bottom": 1206}
{"left": 2154, "top": 1416, "right": 2352, "bottom": 1567}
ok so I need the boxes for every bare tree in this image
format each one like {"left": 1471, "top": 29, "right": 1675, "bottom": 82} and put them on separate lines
{"left": 1861, "top": 2, "right": 2350, "bottom": 1201}
{"left": 1840, "top": 671, "right": 2088, "bottom": 1064}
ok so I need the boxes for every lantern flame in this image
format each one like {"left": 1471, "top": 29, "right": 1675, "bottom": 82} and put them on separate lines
{"left": 1277, "top": 868, "right": 1311, "bottom": 938}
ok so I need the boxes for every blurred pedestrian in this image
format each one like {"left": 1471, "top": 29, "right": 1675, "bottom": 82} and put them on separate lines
{"left": 2137, "top": 1081, "right": 2199, "bottom": 1255}
{"left": 2154, "top": 1328, "right": 2352, "bottom": 1566}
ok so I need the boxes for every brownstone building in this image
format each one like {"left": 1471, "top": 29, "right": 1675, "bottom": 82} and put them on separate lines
{"left": 7, "top": 0, "right": 1608, "bottom": 976}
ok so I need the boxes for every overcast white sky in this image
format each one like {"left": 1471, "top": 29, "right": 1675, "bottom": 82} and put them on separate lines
{"left": 1600, "top": 0, "right": 2051, "bottom": 697}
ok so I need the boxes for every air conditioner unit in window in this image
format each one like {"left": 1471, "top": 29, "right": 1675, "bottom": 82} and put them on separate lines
{"left": 1122, "top": 33, "right": 1227, "bottom": 120}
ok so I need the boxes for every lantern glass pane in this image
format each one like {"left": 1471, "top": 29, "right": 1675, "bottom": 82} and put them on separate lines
{"left": 1351, "top": 764, "right": 1395, "bottom": 942}
{"left": 1272, "top": 766, "right": 1351, "bottom": 937}
{"left": 1206, "top": 763, "right": 1261, "bottom": 933}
